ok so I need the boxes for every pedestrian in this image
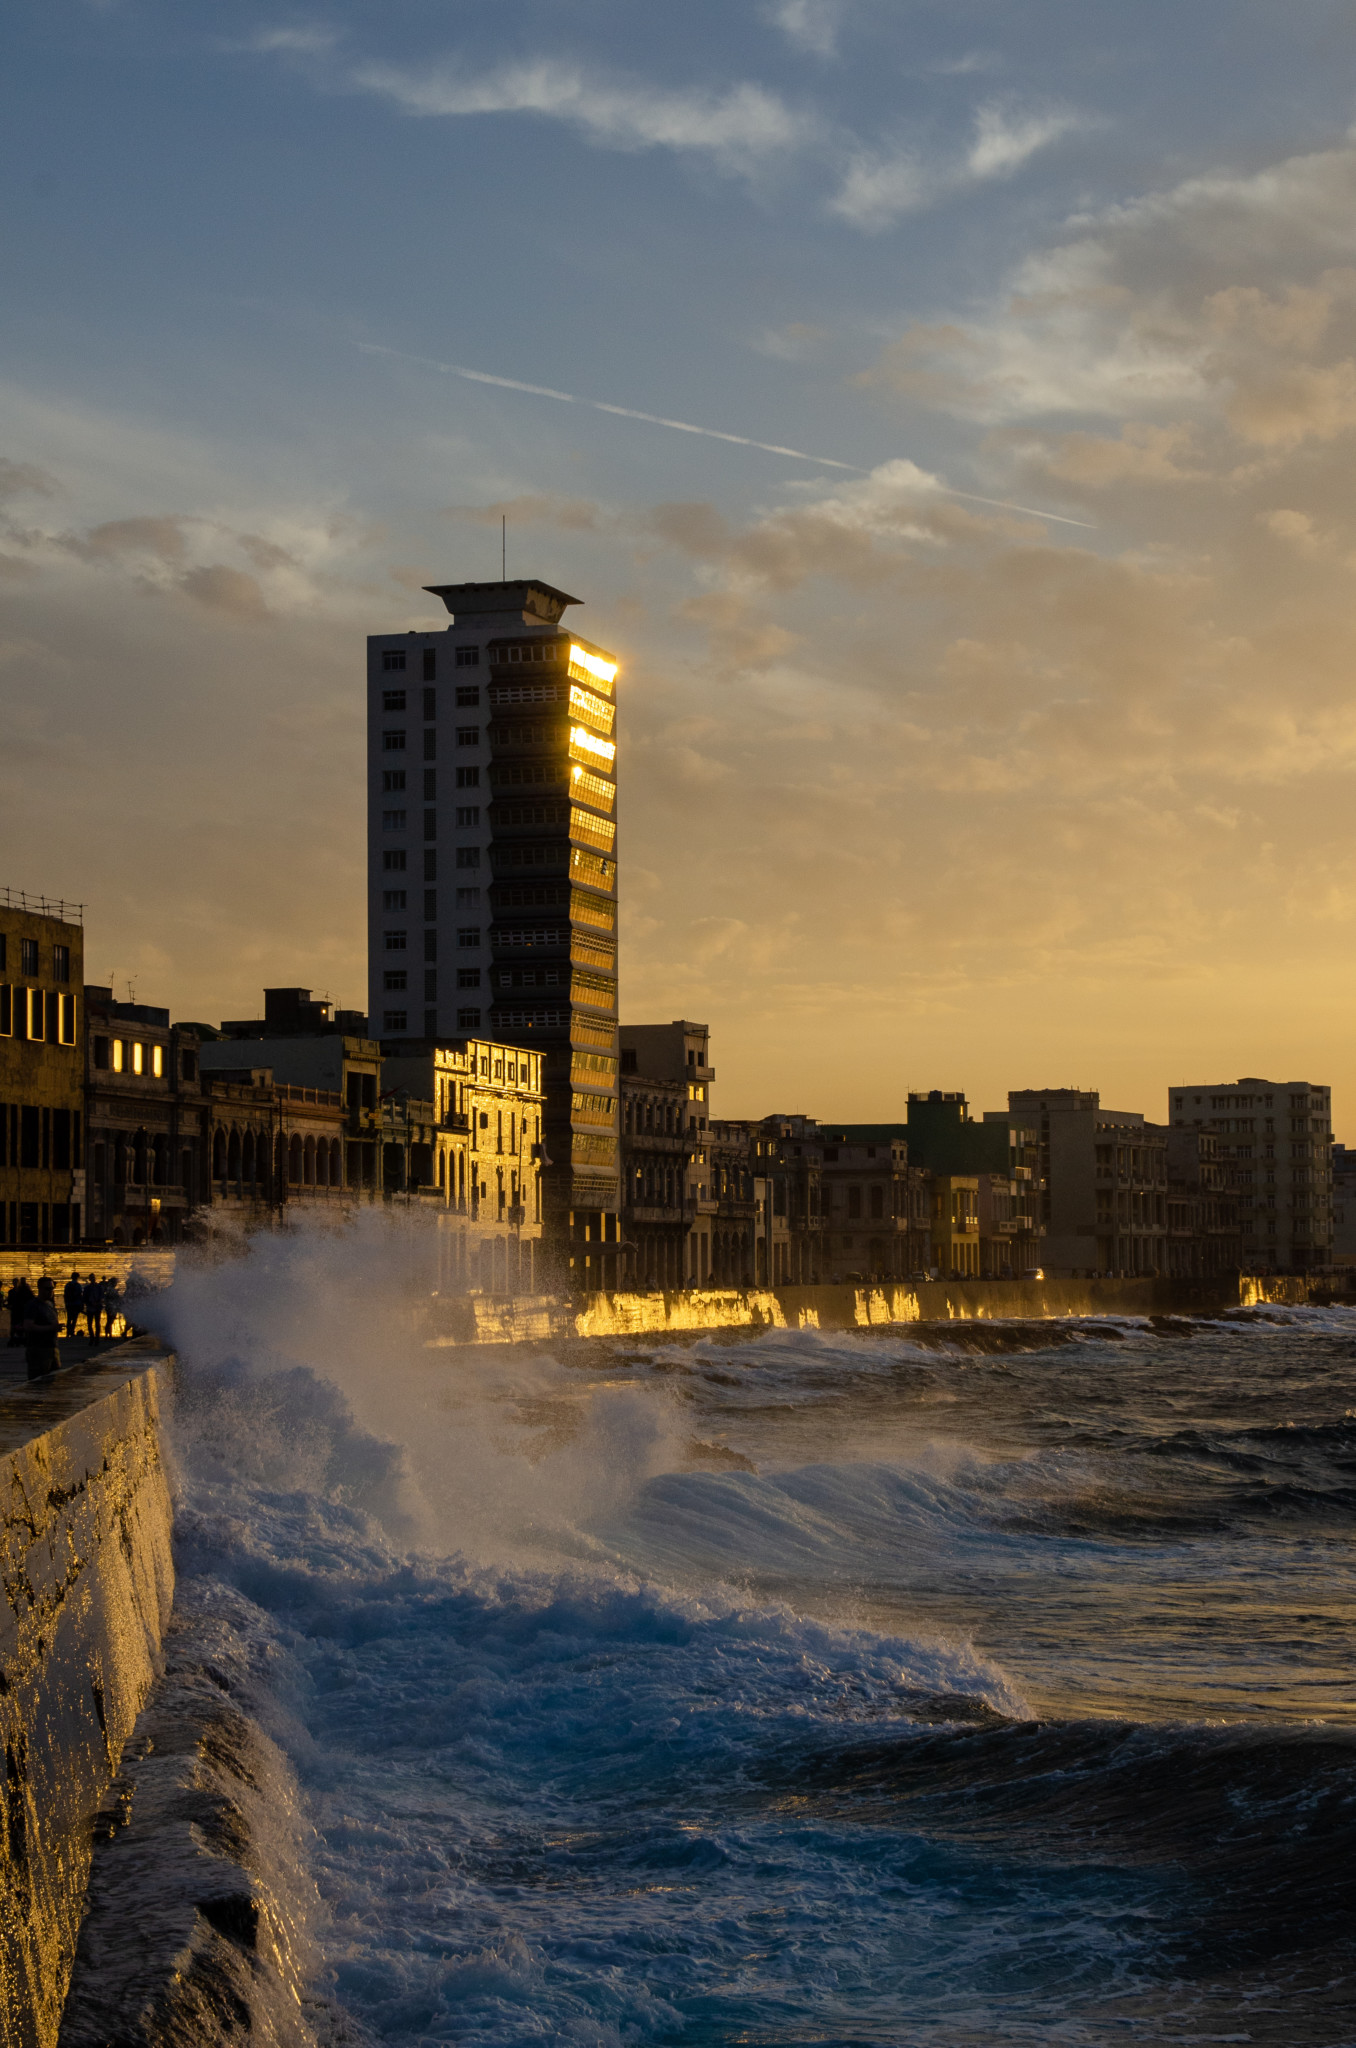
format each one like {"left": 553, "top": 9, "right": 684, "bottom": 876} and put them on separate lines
{"left": 83, "top": 1273, "right": 103, "bottom": 1344}
{"left": 7, "top": 1278, "right": 34, "bottom": 1346}
{"left": 24, "top": 1279, "right": 60, "bottom": 1380}
{"left": 102, "top": 1277, "right": 122, "bottom": 1339}
{"left": 63, "top": 1272, "right": 84, "bottom": 1340}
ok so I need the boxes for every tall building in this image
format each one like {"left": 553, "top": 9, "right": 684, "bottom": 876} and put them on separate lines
{"left": 0, "top": 893, "right": 85, "bottom": 1246}
{"left": 1167, "top": 1078, "right": 1332, "bottom": 1271}
{"left": 369, "top": 580, "right": 620, "bottom": 1286}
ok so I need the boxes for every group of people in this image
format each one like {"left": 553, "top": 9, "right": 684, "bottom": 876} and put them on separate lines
{"left": 4, "top": 1272, "right": 126, "bottom": 1380}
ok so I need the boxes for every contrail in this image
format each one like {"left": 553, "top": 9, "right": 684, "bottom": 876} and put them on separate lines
{"left": 357, "top": 341, "right": 1096, "bottom": 529}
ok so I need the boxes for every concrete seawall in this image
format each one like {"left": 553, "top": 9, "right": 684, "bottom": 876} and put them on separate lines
{"left": 0, "top": 1344, "right": 173, "bottom": 2048}
{"left": 444, "top": 1272, "right": 1336, "bottom": 1344}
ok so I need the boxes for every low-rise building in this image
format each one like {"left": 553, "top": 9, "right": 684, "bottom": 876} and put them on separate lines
{"left": 85, "top": 989, "right": 208, "bottom": 1245}
{"left": 710, "top": 1119, "right": 756, "bottom": 1286}
{"left": 931, "top": 1174, "right": 980, "bottom": 1277}
{"left": 752, "top": 1116, "right": 825, "bottom": 1285}
{"left": 620, "top": 1069, "right": 689, "bottom": 1289}
{"left": 0, "top": 893, "right": 85, "bottom": 1247}
{"left": 817, "top": 1126, "right": 928, "bottom": 1281}
{"left": 904, "top": 1094, "right": 1043, "bottom": 1276}
{"left": 198, "top": 986, "right": 383, "bottom": 1196}
{"left": 380, "top": 1038, "right": 546, "bottom": 1293}
{"left": 1167, "top": 1079, "right": 1333, "bottom": 1271}
{"left": 620, "top": 1021, "right": 715, "bottom": 1286}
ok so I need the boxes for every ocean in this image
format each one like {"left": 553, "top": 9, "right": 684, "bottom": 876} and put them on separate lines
{"left": 155, "top": 1222, "right": 1356, "bottom": 2046}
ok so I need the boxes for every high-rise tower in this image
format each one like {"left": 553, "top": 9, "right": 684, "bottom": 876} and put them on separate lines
{"left": 367, "top": 579, "right": 620, "bottom": 1286}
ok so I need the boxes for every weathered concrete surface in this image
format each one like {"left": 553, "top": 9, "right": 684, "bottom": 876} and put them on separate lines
{"left": 441, "top": 1272, "right": 1338, "bottom": 1344}
{"left": 0, "top": 1343, "right": 174, "bottom": 2048}
{"left": 58, "top": 1598, "right": 322, "bottom": 2048}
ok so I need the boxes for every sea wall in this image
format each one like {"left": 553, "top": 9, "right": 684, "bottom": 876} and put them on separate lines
{"left": 0, "top": 1345, "right": 174, "bottom": 2048}
{"left": 450, "top": 1271, "right": 1341, "bottom": 1344}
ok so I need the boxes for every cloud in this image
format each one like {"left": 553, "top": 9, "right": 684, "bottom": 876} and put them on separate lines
{"left": 0, "top": 458, "right": 59, "bottom": 503}
{"left": 831, "top": 99, "right": 1081, "bottom": 229}
{"left": 350, "top": 59, "right": 811, "bottom": 178}
{"left": 966, "top": 104, "right": 1080, "bottom": 181}
{"left": 762, "top": 0, "right": 845, "bottom": 59}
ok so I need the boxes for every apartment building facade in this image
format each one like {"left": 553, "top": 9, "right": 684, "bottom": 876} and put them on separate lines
{"left": 1168, "top": 1078, "right": 1333, "bottom": 1270}
{"left": 620, "top": 1022, "right": 714, "bottom": 1285}
{"left": 85, "top": 990, "right": 208, "bottom": 1245}
{"left": 1165, "top": 1127, "right": 1243, "bottom": 1278}
{"left": 904, "top": 1093, "right": 1043, "bottom": 1276}
{"left": 369, "top": 580, "right": 620, "bottom": 1289}
{"left": 381, "top": 1038, "right": 545, "bottom": 1292}
{"left": 1009, "top": 1091, "right": 1168, "bottom": 1276}
{"left": 817, "top": 1126, "right": 929, "bottom": 1281}
{"left": 0, "top": 896, "right": 84, "bottom": 1246}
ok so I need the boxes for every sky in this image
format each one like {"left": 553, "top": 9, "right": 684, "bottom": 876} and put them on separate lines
{"left": 5, "top": 1, "right": 1356, "bottom": 1126}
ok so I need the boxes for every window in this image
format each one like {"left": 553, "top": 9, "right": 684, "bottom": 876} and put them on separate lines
{"left": 132, "top": 1042, "right": 144, "bottom": 1076}
{"left": 53, "top": 944, "right": 70, "bottom": 983}
{"left": 424, "top": 808, "right": 437, "bottom": 840}
{"left": 456, "top": 647, "right": 479, "bottom": 668}
{"left": 424, "top": 968, "right": 437, "bottom": 999}
{"left": 422, "top": 649, "right": 437, "bottom": 683}
{"left": 384, "top": 971, "right": 407, "bottom": 991}
{"left": 456, "top": 725, "right": 480, "bottom": 746}
{"left": 457, "top": 968, "right": 482, "bottom": 989}
{"left": 383, "top": 850, "right": 407, "bottom": 872}
{"left": 457, "top": 1007, "right": 482, "bottom": 1028}
{"left": 385, "top": 930, "right": 408, "bottom": 950}
{"left": 152, "top": 1044, "right": 163, "bottom": 1078}
{"left": 383, "top": 729, "right": 406, "bottom": 751}
{"left": 382, "top": 770, "right": 406, "bottom": 792}
{"left": 423, "top": 731, "right": 437, "bottom": 760}
{"left": 382, "top": 687, "right": 405, "bottom": 711}
{"left": 94, "top": 1034, "right": 110, "bottom": 1069}
{"left": 383, "top": 890, "right": 407, "bottom": 911}
{"left": 457, "top": 927, "right": 481, "bottom": 949}
{"left": 455, "top": 847, "right": 481, "bottom": 868}
{"left": 424, "top": 889, "right": 437, "bottom": 920}
{"left": 112, "top": 1039, "right": 124, "bottom": 1073}
{"left": 383, "top": 1010, "right": 408, "bottom": 1031}
{"left": 0, "top": 936, "right": 5, "bottom": 969}
{"left": 423, "top": 769, "right": 436, "bottom": 799}
{"left": 424, "top": 930, "right": 437, "bottom": 962}
{"left": 20, "top": 939, "right": 38, "bottom": 976}
{"left": 382, "top": 652, "right": 406, "bottom": 674}
{"left": 455, "top": 806, "right": 481, "bottom": 827}
{"left": 382, "top": 810, "right": 407, "bottom": 831}
{"left": 424, "top": 849, "right": 437, "bottom": 880}
{"left": 56, "top": 992, "right": 76, "bottom": 1045}
{"left": 456, "top": 766, "right": 480, "bottom": 788}
{"left": 456, "top": 887, "right": 481, "bottom": 906}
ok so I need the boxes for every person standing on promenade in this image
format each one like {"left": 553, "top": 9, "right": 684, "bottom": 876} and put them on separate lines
{"left": 7, "top": 1278, "right": 34, "bottom": 1346}
{"left": 24, "top": 1279, "right": 61, "bottom": 1379}
{"left": 102, "top": 1276, "right": 122, "bottom": 1339}
{"left": 83, "top": 1273, "right": 103, "bottom": 1343}
{"left": 63, "top": 1273, "right": 84, "bottom": 1339}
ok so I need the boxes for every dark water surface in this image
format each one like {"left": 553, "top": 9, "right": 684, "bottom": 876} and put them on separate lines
{"left": 170, "top": 1295, "right": 1356, "bottom": 2047}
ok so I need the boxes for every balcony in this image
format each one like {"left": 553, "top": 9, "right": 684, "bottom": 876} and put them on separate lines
{"left": 441, "top": 1110, "right": 471, "bottom": 1133}
{"left": 628, "top": 1204, "right": 686, "bottom": 1224}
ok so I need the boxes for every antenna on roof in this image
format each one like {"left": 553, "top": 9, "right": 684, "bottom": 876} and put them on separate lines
{"left": 502, "top": 514, "right": 506, "bottom": 580}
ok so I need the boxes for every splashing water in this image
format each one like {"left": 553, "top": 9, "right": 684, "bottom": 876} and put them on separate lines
{"left": 146, "top": 1215, "right": 1356, "bottom": 2045}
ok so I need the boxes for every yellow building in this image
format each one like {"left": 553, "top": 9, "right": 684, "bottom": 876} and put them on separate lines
{"left": 0, "top": 896, "right": 85, "bottom": 1246}
{"left": 930, "top": 1174, "right": 980, "bottom": 1278}
{"left": 382, "top": 1037, "right": 545, "bottom": 1292}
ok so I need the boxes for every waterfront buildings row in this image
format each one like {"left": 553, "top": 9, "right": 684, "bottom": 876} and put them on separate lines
{"left": 615, "top": 1040, "right": 1335, "bottom": 1284}
{"left": 0, "top": 896, "right": 548, "bottom": 1290}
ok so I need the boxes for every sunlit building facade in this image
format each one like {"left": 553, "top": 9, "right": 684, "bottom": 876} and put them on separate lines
{"left": 368, "top": 580, "right": 620, "bottom": 1286}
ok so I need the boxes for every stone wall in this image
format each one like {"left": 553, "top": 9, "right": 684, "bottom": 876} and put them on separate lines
{"left": 0, "top": 1345, "right": 173, "bottom": 2048}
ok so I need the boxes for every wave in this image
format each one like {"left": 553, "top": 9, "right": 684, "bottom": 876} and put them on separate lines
{"left": 125, "top": 1219, "right": 1356, "bottom": 2045}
